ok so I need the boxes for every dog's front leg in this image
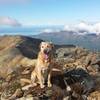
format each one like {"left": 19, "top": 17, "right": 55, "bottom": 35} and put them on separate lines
{"left": 47, "top": 70, "right": 52, "bottom": 87}
{"left": 37, "top": 69, "right": 45, "bottom": 88}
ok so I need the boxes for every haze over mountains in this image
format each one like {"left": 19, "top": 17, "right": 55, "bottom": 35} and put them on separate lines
{"left": 33, "top": 22, "right": 100, "bottom": 51}
{"left": 0, "top": 22, "right": 100, "bottom": 51}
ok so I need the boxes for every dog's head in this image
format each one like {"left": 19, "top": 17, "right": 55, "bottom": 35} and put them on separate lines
{"left": 39, "top": 42, "right": 54, "bottom": 59}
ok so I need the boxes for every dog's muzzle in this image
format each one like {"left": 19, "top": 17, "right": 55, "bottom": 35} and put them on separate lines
{"left": 44, "top": 48, "right": 51, "bottom": 55}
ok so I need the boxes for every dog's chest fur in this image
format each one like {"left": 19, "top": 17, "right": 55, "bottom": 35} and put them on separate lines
{"left": 36, "top": 52, "right": 53, "bottom": 75}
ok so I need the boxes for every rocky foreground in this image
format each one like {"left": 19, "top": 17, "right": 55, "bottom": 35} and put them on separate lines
{"left": 0, "top": 35, "right": 100, "bottom": 100}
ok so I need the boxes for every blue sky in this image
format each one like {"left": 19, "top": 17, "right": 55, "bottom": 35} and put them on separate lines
{"left": 0, "top": 0, "right": 100, "bottom": 26}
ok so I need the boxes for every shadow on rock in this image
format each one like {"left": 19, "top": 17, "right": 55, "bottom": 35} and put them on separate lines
{"left": 16, "top": 36, "right": 43, "bottom": 59}
{"left": 51, "top": 68, "right": 95, "bottom": 100}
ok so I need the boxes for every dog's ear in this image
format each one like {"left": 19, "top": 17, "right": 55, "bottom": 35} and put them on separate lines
{"left": 39, "top": 42, "right": 44, "bottom": 48}
{"left": 52, "top": 44, "right": 54, "bottom": 49}
{"left": 50, "top": 42, "right": 54, "bottom": 48}
{"left": 39, "top": 42, "right": 42, "bottom": 48}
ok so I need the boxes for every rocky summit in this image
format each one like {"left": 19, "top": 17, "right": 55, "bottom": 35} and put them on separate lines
{"left": 0, "top": 35, "right": 100, "bottom": 100}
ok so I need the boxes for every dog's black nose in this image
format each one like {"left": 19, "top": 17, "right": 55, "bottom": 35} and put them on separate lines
{"left": 44, "top": 49, "right": 50, "bottom": 54}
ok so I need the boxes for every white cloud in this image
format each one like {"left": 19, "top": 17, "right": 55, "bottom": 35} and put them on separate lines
{"left": 0, "top": 16, "right": 21, "bottom": 27}
{"left": 42, "top": 29, "right": 53, "bottom": 33}
{"left": 93, "top": 23, "right": 100, "bottom": 35}
{"left": 42, "top": 28, "right": 60, "bottom": 33}
{"left": 64, "top": 22, "right": 100, "bottom": 35}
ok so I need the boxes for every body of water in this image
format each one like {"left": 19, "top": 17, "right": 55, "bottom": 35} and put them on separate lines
{"left": 0, "top": 26, "right": 63, "bottom": 36}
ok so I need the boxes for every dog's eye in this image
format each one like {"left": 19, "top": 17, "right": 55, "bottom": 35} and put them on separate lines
{"left": 42, "top": 46, "right": 44, "bottom": 48}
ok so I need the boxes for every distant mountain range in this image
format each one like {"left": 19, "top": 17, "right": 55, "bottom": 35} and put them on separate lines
{"left": 0, "top": 22, "right": 100, "bottom": 51}
{"left": 33, "top": 31, "right": 100, "bottom": 51}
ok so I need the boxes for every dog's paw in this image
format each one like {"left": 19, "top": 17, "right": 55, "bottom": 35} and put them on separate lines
{"left": 32, "top": 83, "right": 37, "bottom": 87}
{"left": 48, "top": 83, "right": 52, "bottom": 87}
{"left": 40, "top": 84, "right": 45, "bottom": 88}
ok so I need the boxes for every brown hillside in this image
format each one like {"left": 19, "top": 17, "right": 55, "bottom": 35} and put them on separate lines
{"left": 0, "top": 35, "right": 42, "bottom": 77}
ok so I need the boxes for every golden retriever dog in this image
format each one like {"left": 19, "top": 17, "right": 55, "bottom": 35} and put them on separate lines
{"left": 31, "top": 42, "right": 54, "bottom": 88}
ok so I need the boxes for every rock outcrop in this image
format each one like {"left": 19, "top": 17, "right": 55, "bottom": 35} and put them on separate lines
{"left": 0, "top": 35, "right": 100, "bottom": 100}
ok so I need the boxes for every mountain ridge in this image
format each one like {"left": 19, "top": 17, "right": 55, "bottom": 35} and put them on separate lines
{"left": 33, "top": 31, "right": 100, "bottom": 51}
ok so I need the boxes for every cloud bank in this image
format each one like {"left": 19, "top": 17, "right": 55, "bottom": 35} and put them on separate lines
{"left": 64, "top": 22, "right": 100, "bottom": 35}
{"left": 0, "top": 16, "right": 21, "bottom": 27}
